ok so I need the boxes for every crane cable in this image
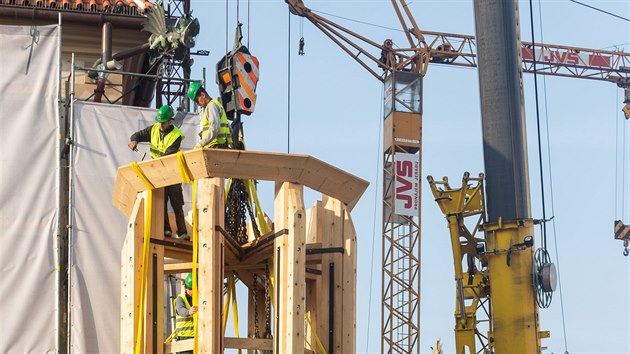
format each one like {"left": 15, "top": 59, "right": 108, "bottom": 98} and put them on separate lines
{"left": 527, "top": 0, "right": 548, "bottom": 250}
{"left": 287, "top": 9, "right": 291, "bottom": 153}
{"left": 225, "top": 0, "right": 228, "bottom": 54}
{"left": 531, "top": 1, "right": 570, "bottom": 352}
{"left": 365, "top": 85, "right": 384, "bottom": 353}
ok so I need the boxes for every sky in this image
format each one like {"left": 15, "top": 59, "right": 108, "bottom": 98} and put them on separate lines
{"left": 185, "top": 1, "right": 629, "bottom": 353}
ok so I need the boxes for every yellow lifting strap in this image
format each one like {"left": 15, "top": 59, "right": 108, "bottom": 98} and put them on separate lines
{"left": 192, "top": 179, "right": 199, "bottom": 353}
{"left": 222, "top": 274, "right": 242, "bottom": 354}
{"left": 131, "top": 162, "right": 155, "bottom": 190}
{"left": 305, "top": 312, "right": 328, "bottom": 354}
{"left": 245, "top": 178, "right": 271, "bottom": 235}
{"left": 177, "top": 151, "right": 193, "bottom": 184}
{"left": 134, "top": 189, "right": 153, "bottom": 354}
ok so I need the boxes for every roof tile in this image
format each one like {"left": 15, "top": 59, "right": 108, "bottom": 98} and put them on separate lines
{"left": 0, "top": 0, "right": 153, "bottom": 16}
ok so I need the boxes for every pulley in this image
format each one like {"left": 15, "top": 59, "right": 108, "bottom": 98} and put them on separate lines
{"left": 533, "top": 248, "right": 556, "bottom": 308}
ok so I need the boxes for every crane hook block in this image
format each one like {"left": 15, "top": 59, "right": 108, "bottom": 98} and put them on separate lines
{"left": 216, "top": 24, "right": 260, "bottom": 118}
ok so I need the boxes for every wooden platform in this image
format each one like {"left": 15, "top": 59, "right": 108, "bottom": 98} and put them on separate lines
{"left": 116, "top": 149, "right": 368, "bottom": 353}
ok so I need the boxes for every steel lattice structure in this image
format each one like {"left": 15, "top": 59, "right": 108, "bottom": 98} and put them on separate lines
{"left": 156, "top": 0, "right": 190, "bottom": 109}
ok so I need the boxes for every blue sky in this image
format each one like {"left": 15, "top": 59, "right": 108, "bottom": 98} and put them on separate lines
{"left": 187, "top": 1, "right": 629, "bottom": 353}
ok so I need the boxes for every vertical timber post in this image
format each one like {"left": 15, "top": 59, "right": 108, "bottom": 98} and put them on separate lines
{"left": 273, "top": 182, "right": 306, "bottom": 354}
{"left": 147, "top": 188, "right": 165, "bottom": 354}
{"left": 341, "top": 205, "right": 357, "bottom": 353}
{"left": 119, "top": 188, "right": 165, "bottom": 354}
{"left": 305, "top": 201, "right": 330, "bottom": 354}
{"left": 120, "top": 194, "right": 145, "bottom": 354}
{"left": 197, "top": 177, "right": 224, "bottom": 353}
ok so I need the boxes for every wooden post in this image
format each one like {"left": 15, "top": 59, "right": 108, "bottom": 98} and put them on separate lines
{"left": 119, "top": 187, "right": 165, "bottom": 354}
{"left": 305, "top": 201, "right": 329, "bottom": 354}
{"left": 341, "top": 206, "right": 357, "bottom": 353}
{"left": 273, "top": 182, "right": 306, "bottom": 354}
{"left": 146, "top": 188, "right": 165, "bottom": 354}
{"left": 120, "top": 194, "right": 144, "bottom": 354}
{"left": 196, "top": 178, "right": 224, "bottom": 353}
{"left": 323, "top": 196, "right": 344, "bottom": 353}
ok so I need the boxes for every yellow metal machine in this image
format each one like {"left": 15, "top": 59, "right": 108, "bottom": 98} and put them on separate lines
{"left": 428, "top": 174, "right": 555, "bottom": 353}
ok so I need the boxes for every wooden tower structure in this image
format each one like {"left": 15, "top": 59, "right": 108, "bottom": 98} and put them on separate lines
{"left": 112, "top": 148, "right": 368, "bottom": 353}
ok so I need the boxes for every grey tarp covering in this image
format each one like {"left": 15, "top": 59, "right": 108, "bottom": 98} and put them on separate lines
{"left": 71, "top": 101, "right": 200, "bottom": 353}
{"left": 0, "top": 25, "right": 59, "bottom": 353}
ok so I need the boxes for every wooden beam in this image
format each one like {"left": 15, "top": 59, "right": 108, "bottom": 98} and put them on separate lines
{"left": 224, "top": 337, "right": 273, "bottom": 350}
{"left": 164, "top": 338, "right": 193, "bottom": 353}
{"left": 273, "top": 182, "right": 306, "bottom": 354}
{"left": 163, "top": 262, "right": 193, "bottom": 274}
{"left": 113, "top": 149, "right": 368, "bottom": 217}
{"left": 196, "top": 178, "right": 224, "bottom": 353}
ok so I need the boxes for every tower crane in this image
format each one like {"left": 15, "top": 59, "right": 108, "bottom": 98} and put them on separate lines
{"left": 285, "top": 1, "right": 630, "bottom": 353}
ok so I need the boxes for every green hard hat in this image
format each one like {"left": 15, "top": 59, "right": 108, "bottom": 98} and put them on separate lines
{"left": 155, "top": 105, "right": 174, "bottom": 123}
{"left": 187, "top": 81, "right": 203, "bottom": 101}
{"left": 185, "top": 273, "right": 193, "bottom": 289}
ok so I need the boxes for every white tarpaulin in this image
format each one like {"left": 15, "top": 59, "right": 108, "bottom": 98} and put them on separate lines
{"left": 0, "top": 24, "right": 59, "bottom": 353}
{"left": 71, "top": 101, "right": 200, "bottom": 353}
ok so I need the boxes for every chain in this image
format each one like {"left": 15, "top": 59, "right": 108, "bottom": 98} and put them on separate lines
{"left": 225, "top": 179, "right": 249, "bottom": 244}
{"left": 225, "top": 179, "right": 262, "bottom": 244}
{"left": 264, "top": 262, "right": 272, "bottom": 338}
{"left": 252, "top": 273, "right": 260, "bottom": 338}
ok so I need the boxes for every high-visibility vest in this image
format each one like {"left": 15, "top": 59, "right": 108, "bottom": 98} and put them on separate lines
{"left": 199, "top": 99, "right": 232, "bottom": 148}
{"left": 173, "top": 293, "right": 195, "bottom": 337}
{"left": 149, "top": 123, "right": 185, "bottom": 159}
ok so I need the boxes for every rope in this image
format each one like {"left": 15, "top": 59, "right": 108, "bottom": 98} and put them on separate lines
{"left": 134, "top": 189, "right": 153, "bottom": 354}
{"left": 225, "top": 0, "right": 229, "bottom": 54}
{"left": 130, "top": 162, "right": 155, "bottom": 190}
{"left": 528, "top": 0, "right": 548, "bottom": 249}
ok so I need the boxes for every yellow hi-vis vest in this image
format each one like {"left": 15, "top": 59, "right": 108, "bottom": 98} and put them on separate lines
{"left": 173, "top": 293, "right": 194, "bottom": 337}
{"left": 198, "top": 99, "right": 232, "bottom": 148}
{"left": 149, "top": 123, "right": 185, "bottom": 159}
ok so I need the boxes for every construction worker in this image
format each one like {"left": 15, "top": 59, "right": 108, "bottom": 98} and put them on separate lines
{"left": 128, "top": 105, "right": 189, "bottom": 240}
{"left": 187, "top": 82, "right": 233, "bottom": 149}
{"left": 173, "top": 273, "right": 197, "bottom": 354}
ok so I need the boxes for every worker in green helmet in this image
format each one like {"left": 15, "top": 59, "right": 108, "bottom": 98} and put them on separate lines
{"left": 128, "top": 105, "right": 189, "bottom": 240}
{"left": 187, "top": 82, "right": 232, "bottom": 149}
{"left": 172, "top": 273, "right": 197, "bottom": 353}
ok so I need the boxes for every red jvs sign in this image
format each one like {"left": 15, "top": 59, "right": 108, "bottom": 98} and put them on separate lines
{"left": 394, "top": 153, "right": 420, "bottom": 217}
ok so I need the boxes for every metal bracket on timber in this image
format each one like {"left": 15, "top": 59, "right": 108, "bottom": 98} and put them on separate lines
{"left": 115, "top": 149, "right": 368, "bottom": 354}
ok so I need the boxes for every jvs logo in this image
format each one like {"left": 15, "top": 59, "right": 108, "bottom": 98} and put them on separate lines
{"left": 521, "top": 47, "right": 612, "bottom": 68}
{"left": 394, "top": 153, "right": 420, "bottom": 217}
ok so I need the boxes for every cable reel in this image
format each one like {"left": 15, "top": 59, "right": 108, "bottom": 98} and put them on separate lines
{"left": 533, "top": 248, "right": 556, "bottom": 308}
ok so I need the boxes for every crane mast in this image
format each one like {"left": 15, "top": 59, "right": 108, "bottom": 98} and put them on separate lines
{"left": 286, "top": 1, "right": 429, "bottom": 353}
